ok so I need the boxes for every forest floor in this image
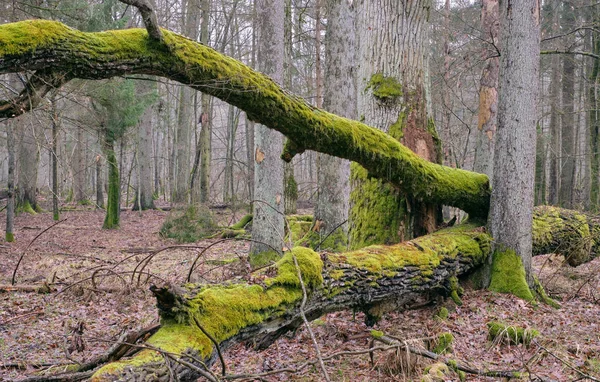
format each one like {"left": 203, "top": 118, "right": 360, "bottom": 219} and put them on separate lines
{"left": 0, "top": 205, "right": 599, "bottom": 381}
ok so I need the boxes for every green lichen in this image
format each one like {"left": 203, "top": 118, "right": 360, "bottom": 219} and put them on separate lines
{"left": 487, "top": 321, "right": 539, "bottom": 346}
{"left": 432, "top": 332, "right": 454, "bottom": 354}
{"left": 367, "top": 73, "right": 403, "bottom": 101}
{"left": 488, "top": 248, "right": 534, "bottom": 301}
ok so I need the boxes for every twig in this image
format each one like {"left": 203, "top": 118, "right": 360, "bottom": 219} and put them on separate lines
{"left": 12, "top": 218, "right": 67, "bottom": 285}
{"left": 373, "top": 332, "right": 522, "bottom": 379}
{"left": 192, "top": 316, "right": 226, "bottom": 376}
{"left": 291, "top": 253, "right": 330, "bottom": 381}
{"left": 0, "top": 309, "right": 44, "bottom": 325}
{"left": 534, "top": 340, "right": 600, "bottom": 382}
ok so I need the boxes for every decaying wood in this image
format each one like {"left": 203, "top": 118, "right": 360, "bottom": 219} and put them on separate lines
{"left": 0, "top": 283, "right": 52, "bottom": 293}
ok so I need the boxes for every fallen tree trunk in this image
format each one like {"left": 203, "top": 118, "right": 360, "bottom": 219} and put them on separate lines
{"left": 88, "top": 205, "right": 600, "bottom": 381}
{"left": 91, "top": 224, "right": 490, "bottom": 381}
{"left": 0, "top": 20, "right": 490, "bottom": 218}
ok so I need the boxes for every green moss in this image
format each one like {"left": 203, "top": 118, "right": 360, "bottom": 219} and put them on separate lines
{"left": 337, "top": 223, "right": 489, "bottom": 275}
{"left": 349, "top": 163, "right": 407, "bottom": 249}
{"left": 219, "top": 228, "right": 246, "bottom": 238}
{"left": 287, "top": 219, "right": 312, "bottom": 243}
{"left": 435, "top": 306, "right": 449, "bottom": 320}
{"left": 264, "top": 247, "right": 323, "bottom": 289}
{"left": 17, "top": 200, "right": 37, "bottom": 215}
{"left": 532, "top": 276, "right": 561, "bottom": 309}
{"left": 487, "top": 321, "right": 539, "bottom": 346}
{"left": 160, "top": 204, "right": 217, "bottom": 243}
{"left": 249, "top": 250, "right": 280, "bottom": 268}
{"left": 370, "top": 329, "right": 384, "bottom": 339}
{"left": 367, "top": 73, "right": 403, "bottom": 101}
{"left": 230, "top": 214, "right": 252, "bottom": 230}
{"left": 329, "top": 269, "right": 345, "bottom": 280}
{"left": 584, "top": 358, "right": 600, "bottom": 373}
{"left": 532, "top": 206, "right": 593, "bottom": 266}
{"left": 422, "top": 362, "right": 450, "bottom": 382}
{"left": 488, "top": 248, "right": 534, "bottom": 301}
{"left": 432, "top": 332, "right": 454, "bottom": 354}
{"left": 388, "top": 112, "right": 406, "bottom": 140}
{"left": 448, "top": 276, "right": 464, "bottom": 306}
{"left": 296, "top": 227, "right": 347, "bottom": 252}
{"left": 5, "top": 232, "right": 14, "bottom": 242}
{"left": 102, "top": 144, "right": 120, "bottom": 229}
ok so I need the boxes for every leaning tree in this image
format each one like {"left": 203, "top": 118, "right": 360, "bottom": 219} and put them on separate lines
{"left": 0, "top": 2, "right": 593, "bottom": 380}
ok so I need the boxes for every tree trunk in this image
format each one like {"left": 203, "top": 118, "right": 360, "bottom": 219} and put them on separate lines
{"left": 487, "top": 0, "right": 540, "bottom": 292}
{"left": 16, "top": 113, "right": 40, "bottom": 213}
{"left": 96, "top": 152, "right": 104, "bottom": 209}
{"left": 50, "top": 92, "right": 60, "bottom": 220}
{"left": 559, "top": 2, "right": 576, "bottom": 209}
{"left": 5, "top": 120, "right": 15, "bottom": 242}
{"left": 311, "top": 0, "right": 355, "bottom": 251}
{"left": 250, "top": 0, "right": 285, "bottom": 262}
{"left": 90, "top": 203, "right": 600, "bottom": 381}
{"left": 74, "top": 123, "right": 86, "bottom": 203}
{"left": 473, "top": 0, "right": 499, "bottom": 180}
{"left": 548, "top": 53, "right": 561, "bottom": 205}
{"left": 132, "top": 99, "right": 156, "bottom": 210}
{"left": 350, "top": 0, "right": 442, "bottom": 249}
{"left": 102, "top": 137, "right": 120, "bottom": 229}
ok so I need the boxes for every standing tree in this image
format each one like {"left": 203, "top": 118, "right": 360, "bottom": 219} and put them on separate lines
{"left": 349, "top": 0, "right": 442, "bottom": 249}
{"left": 90, "top": 79, "right": 154, "bottom": 228}
{"left": 487, "top": 0, "right": 540, "bottom": 296}
{"left": 250, "top": 0, "right": 285, "bottom": 264}
{"left": 310, "top": 0, "right": 355, "bottom": 250}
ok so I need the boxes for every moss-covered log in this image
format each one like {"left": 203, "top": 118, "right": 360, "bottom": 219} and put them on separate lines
{"left": 0, "top": 20, "right": 490, "bottom": 218}
{"left": 91, "top": 225, "right": 490, "bottom": 381}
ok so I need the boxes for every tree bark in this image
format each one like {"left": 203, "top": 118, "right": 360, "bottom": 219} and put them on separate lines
{"left": 132, "top": 97, "right": 156, "bottom": 210}
{"left": 16, "top": 112, "right": 41, "bottom": 212}
{"left": 473, "top": 0, "right": 499, "bottom": 180}
{"left": 250, "top": 0, "right": 286, "bottom": 260}
{"left": 0, "top": 20, "right": 491, "bottom": 217}
{"left": 488, "top": 0, "right": 540, "bottom": 289}
{"left": 311, "top": 0, "right": 355, "bottom": 250}
{"left": 350, "top": 0, "right": 442, "bottom": 249}
{"left": 5, "top": 120, "right": 15, "bottom": 242}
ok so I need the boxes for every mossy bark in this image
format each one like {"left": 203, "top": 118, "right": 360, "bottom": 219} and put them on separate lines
{"left": 92, "top": 228, "right": 490, "bottom": 381}
{"left": 0, "top": 20, "right": 491, "bottom": 218}
{"left": 102, "top": 139, "right": 120, "bottom": 229}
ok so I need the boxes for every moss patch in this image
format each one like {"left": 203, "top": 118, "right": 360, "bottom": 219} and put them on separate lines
{"left": 249, "top": 250, "right": 280, "bottom": 268}
{"left": 367, "top": 73, "right": 403, "bottom": 101}
{"left": 488, "top": 248, "right": 534, "bottom": 301}
{"left": 230, "top": 214, "right": 252, "bottom": 230}
{"left": 487, "top": 321, "right": 539, "bottom": 346}
{"left": 160, "top": 204, "right": 218, "bottom": 243}
{"left": 435, "top": 306, "right": 449, "bottom": 320}
{"left": 432, "top": 332, "right": 454, "bottom": 354}
{"left": 264, "top": 247, "right": 323, "bottom": 288}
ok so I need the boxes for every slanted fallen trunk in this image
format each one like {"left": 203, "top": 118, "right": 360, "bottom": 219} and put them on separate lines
{"left": 0, "top": 20, "right": 490, "bottom": 218}
{"left": 91, "top": 224, "right": 491, "bottom": 381}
